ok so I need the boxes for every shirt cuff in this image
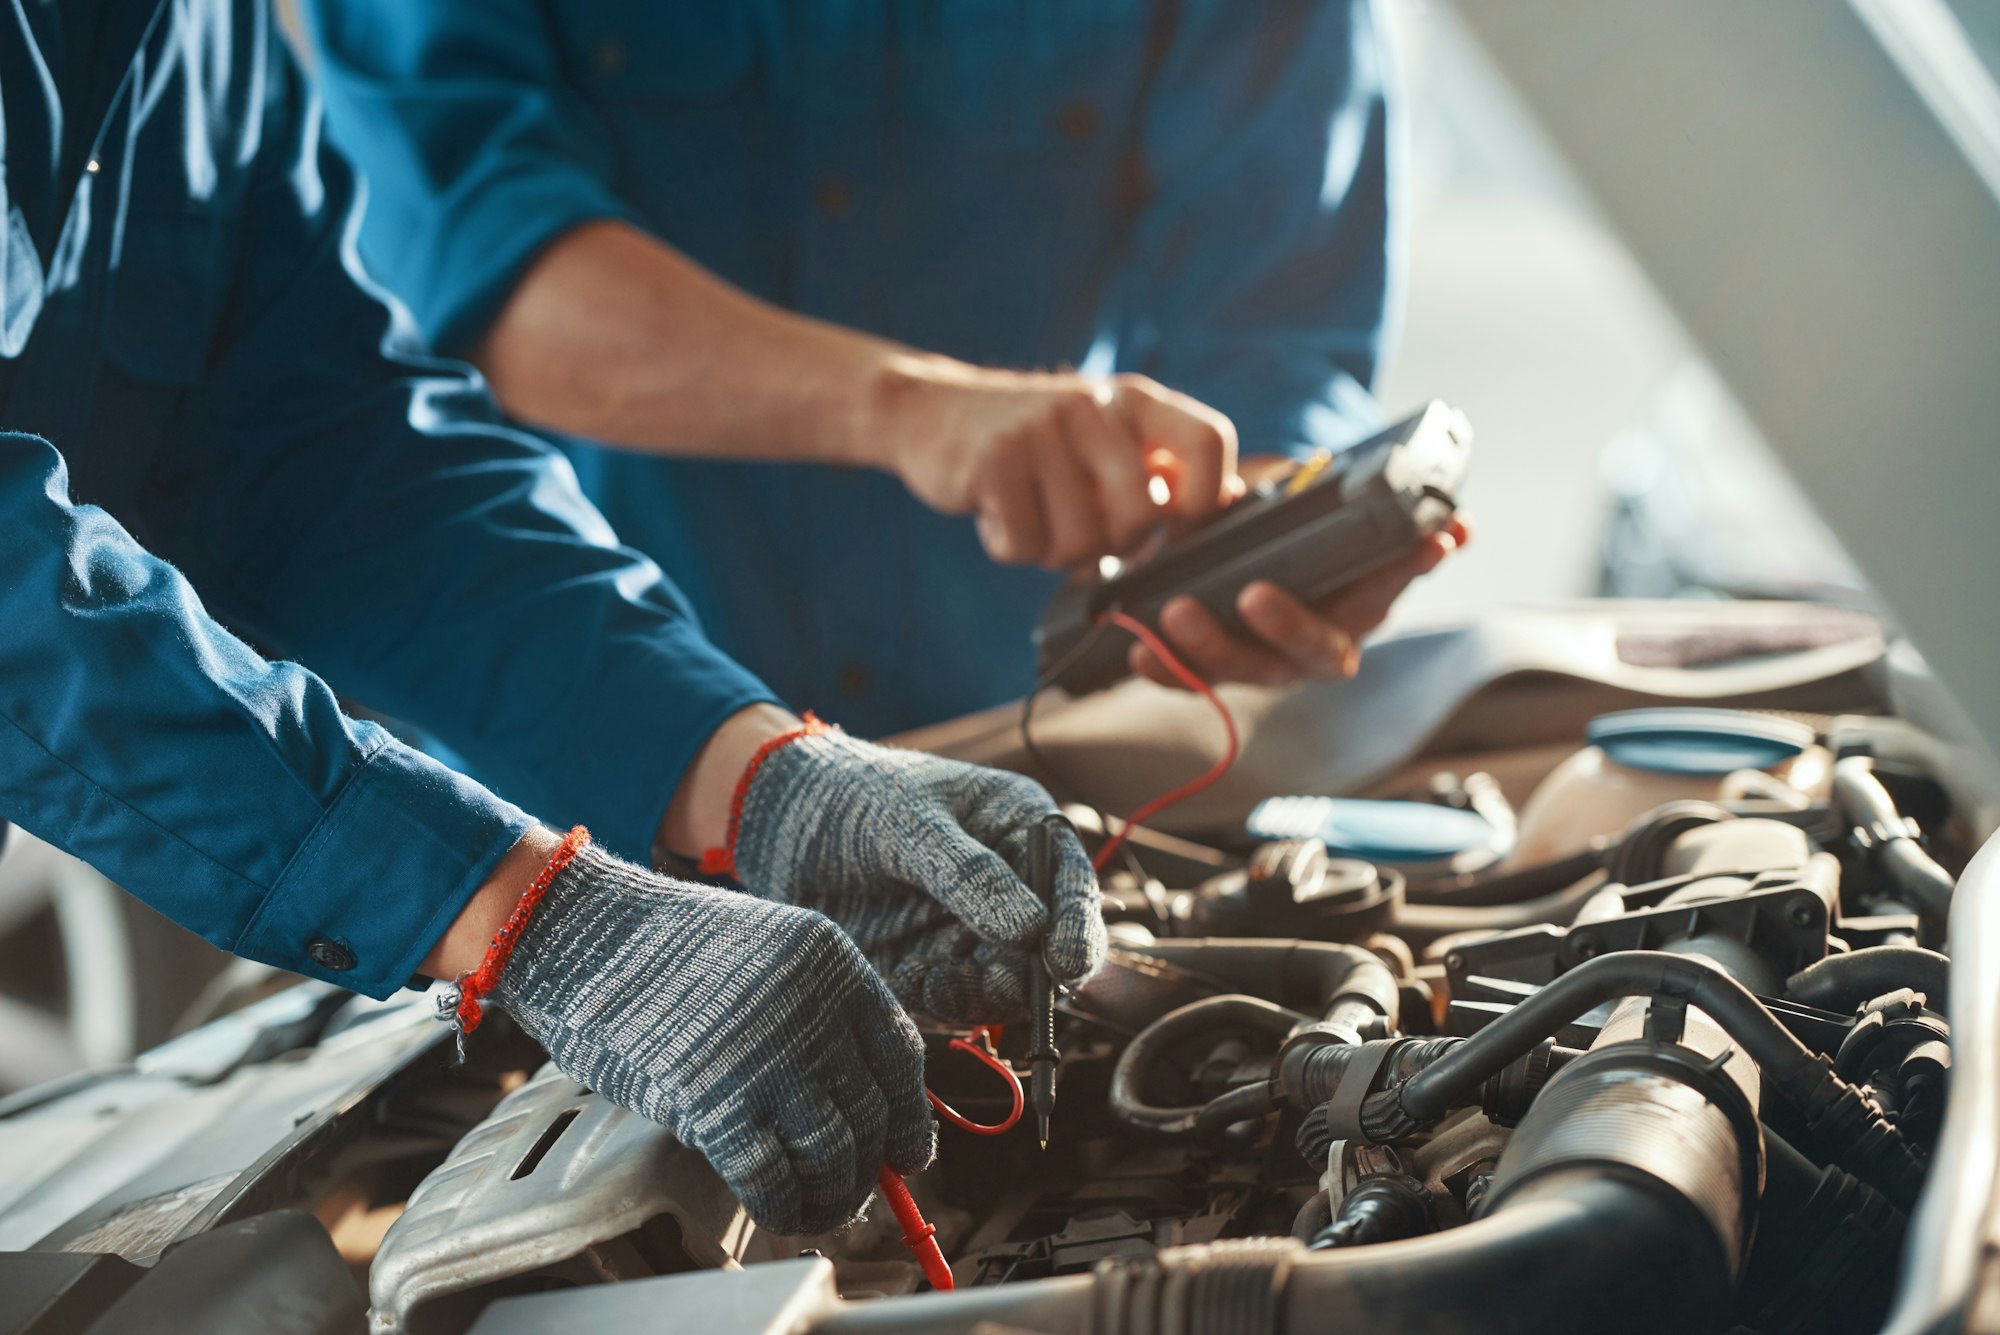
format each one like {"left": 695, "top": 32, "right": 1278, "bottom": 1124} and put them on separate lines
{"left": 535, "top": 618, "right": 782, "bottom": 865}
{"left": 234, "top": 740, "right": 535, "bottom": 999}
{"left": 422, "top": 169, "right": 645, "bottom": 359}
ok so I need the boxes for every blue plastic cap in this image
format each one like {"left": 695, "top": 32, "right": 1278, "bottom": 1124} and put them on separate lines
{"left": 1247, "top": 795, "right": 1505, "bottom": 867}
{"left": 1586, "top": 708, "right": 1814, "bottom": 776}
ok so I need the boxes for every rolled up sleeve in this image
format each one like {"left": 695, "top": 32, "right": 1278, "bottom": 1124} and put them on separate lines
{"left": 299, "top": 0, "right": 639, "bottom": 355}
{"left": 0, "top": 433, "right": 534, "bottom": 999}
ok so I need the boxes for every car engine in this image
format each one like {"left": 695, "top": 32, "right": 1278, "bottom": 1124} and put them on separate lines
{"left": 0, "top": 602, "right": 1988, "bottom": 1335}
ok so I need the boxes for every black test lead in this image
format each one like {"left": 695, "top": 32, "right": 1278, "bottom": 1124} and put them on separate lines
{"left": 1024, "top": 815, "right": 1064, "bottom": 1150}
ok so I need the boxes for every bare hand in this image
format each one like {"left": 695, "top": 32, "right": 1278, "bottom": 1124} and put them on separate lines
{"left": 871, "top": 360, "right": 1238, "bottom": 569}
{"left": 1130, "top": 515, "right": 1471, "bottom": 688}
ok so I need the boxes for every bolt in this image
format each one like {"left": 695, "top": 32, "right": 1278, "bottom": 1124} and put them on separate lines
{"left": 1788, "top": 897, "right": 1819, "bottom": 929}
{"left": 1445, "top": 952, "right": 1465, "bottom": 973}
{"left": 1571, "top": 933, "right": 1603, "bottom": 960}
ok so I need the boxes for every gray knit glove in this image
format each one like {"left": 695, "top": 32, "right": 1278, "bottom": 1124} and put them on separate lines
{"left": 730, "top": 728, "right": 1107, "bottom": 1026}
{"left": 492, "top": 843, "right": 934, "bottom": 1235}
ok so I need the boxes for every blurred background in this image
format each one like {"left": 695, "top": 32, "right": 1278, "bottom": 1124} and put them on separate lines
{"left": 4, "top": 0, "right": 1994, "bottom": 1094}
{"left": 1375, "top": 0, "right": 1862, "bottom": 628}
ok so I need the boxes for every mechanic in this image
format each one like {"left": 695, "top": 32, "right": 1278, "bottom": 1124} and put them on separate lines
{"left": 300, "top": 0, "right": 1466, "bottom": 737}
{"left": 0, "top": 0, "right": 1105, "bottom": 1237}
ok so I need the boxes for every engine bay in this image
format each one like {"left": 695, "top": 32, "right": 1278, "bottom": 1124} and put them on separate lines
{"left": 1, "top": 601, "right": 1990, "bottom": 1335}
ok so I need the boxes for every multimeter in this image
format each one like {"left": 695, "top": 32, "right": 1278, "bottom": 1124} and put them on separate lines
{"left": 1033, "top": 400, "right": 1472, "bottom": 696}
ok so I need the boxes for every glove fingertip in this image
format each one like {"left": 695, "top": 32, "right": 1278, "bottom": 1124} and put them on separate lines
{"left": 886, "top": 1107, "right": 938, "bottom": 1175}
{"left": 1046, "top": 845, "right": 1107, "bottom": 983}
{"left": 1047, "top": 922, "right": 1108, "bottom": 987}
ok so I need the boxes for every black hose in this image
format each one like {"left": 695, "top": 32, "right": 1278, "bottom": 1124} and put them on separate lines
{"left": 1395, "top": 953, "right": 1807, "bottom": 1122}
{"left": 1109, "top": 941, "right": 1404, "bottom": 1137}
{"left": 1108, "top": 995, "right": 1302, "bottom": 1135}
{"left": 1290, "top": 1174, "right": 1736, "bottom": 1333}
{"left": 1833, "top": 756, "right": 1955, "bottom": 932}
{"left": 820, "top": 1084, "right": 1745, "bottom": 1335}
{"left": 1373, "top": 951, "right": 1926, "bottom": 1210}
{"left": 1786, "top": 946, "right": 1950, "bottom": 1015}
{"left": 1122, "top": 939, "right": 1401, "bottom": 1030}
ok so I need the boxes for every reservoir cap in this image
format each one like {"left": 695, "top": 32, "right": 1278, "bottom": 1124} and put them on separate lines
{"left": 1248, "top": 795, "right": 1504, "bottom": 868}
{"left": 1587, "top": 707, "right": 1814, "bottom": 775}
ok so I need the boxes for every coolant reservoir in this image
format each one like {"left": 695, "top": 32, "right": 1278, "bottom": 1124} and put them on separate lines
{"left": 1510, "top": 708, "right": 1828, "bottom": 866}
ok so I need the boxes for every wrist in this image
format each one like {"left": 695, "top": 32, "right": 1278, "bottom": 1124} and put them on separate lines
{"left": 420, "top": 824, "right": 567, "bottom": 980}
{"left": 854, "top": 349, "right": 985, "bottom": 479}
{"left": 655, "top": 702, "right": 804, "bottom": 864}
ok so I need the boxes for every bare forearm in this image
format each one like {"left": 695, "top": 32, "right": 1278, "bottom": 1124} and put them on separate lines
{"left": 473, "top": 220, "right": 921, "bottom": 465}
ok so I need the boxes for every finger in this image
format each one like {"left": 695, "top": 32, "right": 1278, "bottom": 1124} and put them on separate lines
{"left": 974, "top": 436, "right": 1047, "bottom": 566}
{"left": 1058, "top": 392, "right": 1155, "bottom": 552}
{"left": 1324, "top": 546, "right": 1435, "bottom": 640}
{"left": 773, "top": 1093, "right": 873, "bottom": 1236}
{"left": 1114, "top": 375, "right": 1237, "bottom": 521}
{"left": 893, "top": 949, "right": 996, "bottom": 1025}
{"left": 701, "top": 1119, "right": 803, "bottom": 1235}
{"left": 1031, "top": 427, "right": 1109, "bottom": 570}
{"left": 899, "top": 937, "right": 1031, "bottom": 1026}
{"left": 871, "top": 1022, "right": 937, "bottom": 1172}
{"left": 822, "top": 1040, "right": 894, "bottom": 1186}
{"left": 1237, "top": 581, "right": 1351, "bottom": 679}
{"left": 901, "top": 805, "right": 1052, "bottom": 951}
{"left": 852, "top": 994, "right": 938, "bottom": 1174}
{"left": 1128, "top": 640, "right": 1184, "bottom": 689}
{"left": 1156, "top": 595, "right": 1298, "bottom": 686}
{"left": 1044, "top": 826, "right": 1106, "bottom": 984}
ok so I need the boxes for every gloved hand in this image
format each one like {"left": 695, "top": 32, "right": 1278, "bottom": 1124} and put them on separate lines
{"left": 492, "top": 842, "right": 935, "bottom": 1235}
{"left": 729, "top": 727, "right": 1108, "bottom": 1025}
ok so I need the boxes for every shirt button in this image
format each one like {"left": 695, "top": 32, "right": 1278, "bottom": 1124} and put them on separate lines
{"left": 1055, "top": 99, "right": 1099, "bottom": 142}
{"left": 306, "top": 937, "right": 357, "bottom": 972}
{"left": 836, "top": 662, "right": 872, "bottom": 698}
{"left": 85, "top": 158, "right": 101, "bottom": 174}
{"left": 594, "top": 39, "right": 627, "bottom": 77}
{"left": 815, "top": 178, "right": 853, "bottom": 217}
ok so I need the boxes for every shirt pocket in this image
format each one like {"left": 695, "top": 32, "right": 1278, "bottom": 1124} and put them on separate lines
{"left": 546, "top": 2, "right": 754, "bottom": 100}
{"left": 892, "top": 4, "right": 1138, "bottom": 161}
{"left": 102, "top": 206, "right": 233, "bottom": 388}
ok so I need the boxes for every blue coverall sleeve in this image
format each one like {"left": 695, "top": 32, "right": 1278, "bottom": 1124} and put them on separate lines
{"left": 0, "top": 433, "right": 535, "bottom": 999}
{"left": 1107, "top": 0, "right": 1399, "bottom": 459}
{"left": 142, "top": 38, "right": 778, "bottom": 870}
{"left": 298, "top": 0, "right": 635, "bottom": 356}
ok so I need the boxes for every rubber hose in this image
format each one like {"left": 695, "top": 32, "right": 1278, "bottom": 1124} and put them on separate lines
{"left": 1379, "top": 951, "right": 1926, "bottom": 1210}
{"left": 1109, "top": 995, "right": 1304, "bottom": 1135}
{"left": 1833, "top": 757, "right": 1954, "bottom": 928}
{"left": 1786, "top": 946, "right": 1950, "bottom": 1016}
{"left": 1123, "top": 939, "right": 1400, "bottom": 1031}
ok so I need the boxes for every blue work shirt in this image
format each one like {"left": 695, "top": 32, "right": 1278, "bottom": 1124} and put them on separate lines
{"left": 0, "top": 0, "right": 775, "bottom": 999}
{"left": 303, "top": 0, "right": 1400, "bottom": 736}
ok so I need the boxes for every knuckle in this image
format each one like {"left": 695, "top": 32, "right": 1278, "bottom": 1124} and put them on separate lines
{"left": 989, "top": 430, "right": 1032, "bottom": 468}
{"left": 1056, "top": 387, "right": 1101, "bottom": 420}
